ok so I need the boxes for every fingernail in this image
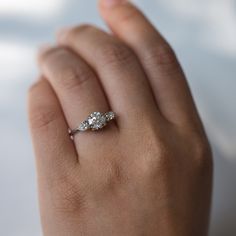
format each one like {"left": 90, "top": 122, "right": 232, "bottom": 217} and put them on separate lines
{"left": 101, "top": 0, "right": 127, "bottom": 8}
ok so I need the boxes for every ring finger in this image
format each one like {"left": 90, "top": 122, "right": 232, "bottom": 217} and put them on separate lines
{"left": 38, "top": 47, "right": 116, "bottom": 156}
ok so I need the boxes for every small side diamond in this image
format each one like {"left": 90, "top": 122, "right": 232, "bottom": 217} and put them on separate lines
{"left": 79, "top": 120, "right": 90, "bottom": 131}
{"left": 105, "top": 111, "right": 115, "bottom": 121}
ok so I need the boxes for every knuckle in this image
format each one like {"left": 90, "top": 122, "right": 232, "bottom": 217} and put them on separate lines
{"left": 154, "top": 43, "right": 177, "bottom": 65}
{"left": 42, "top": 48, "right": 92, "bottom": 91}
{"left": 138, "top": 135, "right": 172, "bottom": 178}
{"left": 98, "top": 161, "right": 124, "bottom": 192}
{"left": 73, "top": 24, "right": 95, "bottom": 35}
{"left": 29, "top": 104, "right": 59, "bottom": 130}
{"left": 66, "top": 24, "right": 99, "bottom": 42}
{"left": 145, "top": 43, "right": 179, "bottom": 73}
{"left": 139, "top": 155, "right": 172, "bottom": 183}
{"left": 57, "top": 65, "right": 92, "bottom": 92}
{"left": 98, "top": 43, "right": 134, "bottom": 68}
{"left": 61, "top": 24, "right": 95, "bottom": 42}
{"left": 40, "top": 47, "right": 70, "bottom": 69}
{"left": 44, "top": 47, "right": 70, "bottom": 63}
{"left": 150, "top": 146, "right": 171, "bottom": 171}
{"left": 40, "top": 46, "right": 62, "bottom": 62}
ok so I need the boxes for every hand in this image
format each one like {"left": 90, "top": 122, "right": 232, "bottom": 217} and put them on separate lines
{"left": 28, "top": 0, "right": 213, "bottom": 235}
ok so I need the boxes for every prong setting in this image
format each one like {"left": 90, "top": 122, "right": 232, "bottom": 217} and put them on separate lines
{"left": 68, "top": 111, "right": 116, "bottom": 139}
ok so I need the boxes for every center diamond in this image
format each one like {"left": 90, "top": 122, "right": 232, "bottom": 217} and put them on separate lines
{"left": 88, "top": 112, "right": 107, "bottom": 130}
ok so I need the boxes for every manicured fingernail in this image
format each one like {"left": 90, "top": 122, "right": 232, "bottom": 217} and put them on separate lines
{"left": 101, "top": 0, "right": 127, "bottom": 8}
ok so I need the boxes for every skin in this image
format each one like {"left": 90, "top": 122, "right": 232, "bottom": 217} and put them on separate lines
{"left": 28, "top": 0, "right": 213, "bottom": 235}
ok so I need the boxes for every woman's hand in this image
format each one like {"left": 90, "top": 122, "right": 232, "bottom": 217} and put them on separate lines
{"left": 28, "top": 0, "right": 213, "bottom": 235}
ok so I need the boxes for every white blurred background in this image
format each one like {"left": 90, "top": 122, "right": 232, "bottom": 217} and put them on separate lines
{"left": 0, "top": 0, "right": 235, "bottom": 235}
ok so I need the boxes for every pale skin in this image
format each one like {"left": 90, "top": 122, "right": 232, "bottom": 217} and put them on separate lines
{"left": 28, "top": 0, "right": 213, "bottom": 235}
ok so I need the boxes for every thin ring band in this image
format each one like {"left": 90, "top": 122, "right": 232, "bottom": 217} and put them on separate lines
{"left": 68, "top": 111, "right": 116, "bottom": 140}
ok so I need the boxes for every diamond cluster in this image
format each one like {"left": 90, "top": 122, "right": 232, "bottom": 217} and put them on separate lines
{"left": 78, "top": 112, "right": 115, "bottom": 132}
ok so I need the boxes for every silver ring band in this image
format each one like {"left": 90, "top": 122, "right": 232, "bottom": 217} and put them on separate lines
{"left": 68, "top": 111, "right": 116, "bottom": 140}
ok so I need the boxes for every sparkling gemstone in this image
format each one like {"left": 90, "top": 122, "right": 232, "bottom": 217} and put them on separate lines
{"left": 78, "top": 120, "right": 90, "bottom": 131}
{"left": 87, "top": 112, "right": 107, "bottom": 130}
{"left": 105, "top": 111, "right": 115, "bottom": 121}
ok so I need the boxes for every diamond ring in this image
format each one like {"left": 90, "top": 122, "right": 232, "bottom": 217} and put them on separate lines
{"left": 68, "top": 111, "right": 116, "bottom": 140}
